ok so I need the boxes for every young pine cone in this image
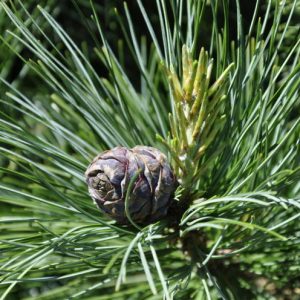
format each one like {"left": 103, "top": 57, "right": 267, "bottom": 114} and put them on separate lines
{"left": 85, "top": 146, "right": 177, "bottom": 224}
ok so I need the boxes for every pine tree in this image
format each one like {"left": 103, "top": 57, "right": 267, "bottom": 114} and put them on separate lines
{"left": 0, "top": 1, "right": 299, "bottom": 299}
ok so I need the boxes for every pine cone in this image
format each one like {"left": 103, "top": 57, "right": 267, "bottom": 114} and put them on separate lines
{"left": 85, "top": 146, "right": 177, "bottom": 224}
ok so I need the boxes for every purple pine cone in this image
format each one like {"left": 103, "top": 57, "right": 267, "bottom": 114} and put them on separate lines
{"left": 85, "top": 146, "right": 177, "bottom": 224}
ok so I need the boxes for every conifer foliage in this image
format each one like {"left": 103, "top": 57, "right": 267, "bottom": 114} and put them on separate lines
{"left": 0, "top": 1, "right": 299, "bottom": 299}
